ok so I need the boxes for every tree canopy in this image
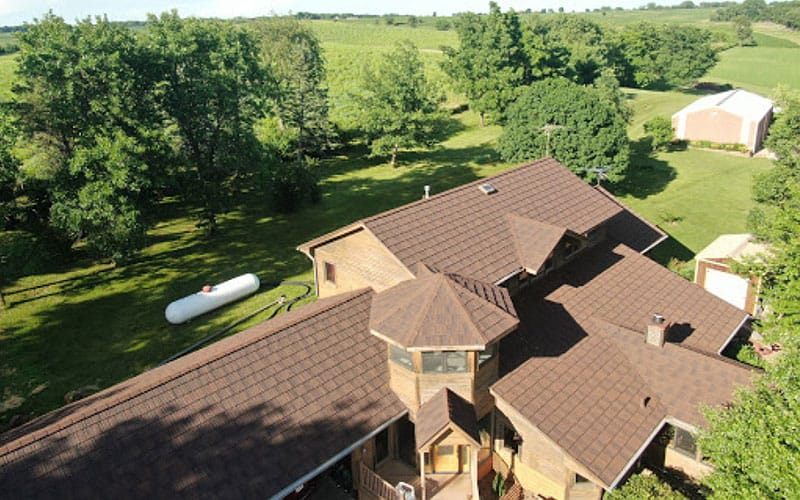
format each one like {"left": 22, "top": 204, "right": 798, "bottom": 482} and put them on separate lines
{"left": 13, "top": 13, "right": 171, "bottom": 260}
{"left": 357, "top": 41, "right": 444, "bottom": 166}
{"left": 497, "top": 77, "right": 630, "bottom": 182}
{"left": 618, "top": 22, "right": 717, "bottom": 89}
{"left": 443, "top": 2, "right": 527, "bottom": 125}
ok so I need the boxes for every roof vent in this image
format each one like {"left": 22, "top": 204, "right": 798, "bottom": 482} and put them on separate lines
{"left": 478, "top": 183, "right": 497, "bottom": 195}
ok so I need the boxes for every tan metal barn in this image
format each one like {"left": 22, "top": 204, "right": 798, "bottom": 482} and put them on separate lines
{"left": 672, "top": 89, "right": 773, "bottom": 153}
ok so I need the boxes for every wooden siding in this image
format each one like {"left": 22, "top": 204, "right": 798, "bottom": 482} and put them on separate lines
{"left": 314, "top": 229, "right": 414, "bottom": 298}
{"left": 418, "top": 372, "right": 474, "bottom": 409}
{"left": 495, "top": 398, "right": 609, "bottom": 500}
{"left": 664, "top": 447, "right": 713, "bottom": 480}
{"left": 475, "top": 355, "right": 499, "bottom": 419}
{"left": 389, "top": 362, "right": 420, "bottom": 420}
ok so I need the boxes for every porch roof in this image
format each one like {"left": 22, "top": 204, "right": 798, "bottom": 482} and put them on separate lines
{"left": 415, "top": 388, "right": 481, "bottom": 451}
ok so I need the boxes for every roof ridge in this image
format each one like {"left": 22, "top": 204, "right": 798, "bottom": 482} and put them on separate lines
{"left": 0, "top": 288, "right": 374, "bottom": 454}
{"left": 362, "top": 158, "right": 556, "bottom": 225}
{"left": 444, "top": 275, "right": 490, "bottom": 343}
{"left": 408, "top": 274, "right": 449, "bottom": 346}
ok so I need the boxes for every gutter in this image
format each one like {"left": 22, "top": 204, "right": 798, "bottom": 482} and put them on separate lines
{"left": 270, "top": 410, "right": 408, "bottom": 499}
{"left": 640, "top": 233, "right": 669, "bottom": 256}
{"left": 608, "top": 417, "right": 668, "bottom": 490}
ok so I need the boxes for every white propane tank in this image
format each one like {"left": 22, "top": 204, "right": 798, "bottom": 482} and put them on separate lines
{"left": 165, "top": 273, "right": 260, "bottom": 324}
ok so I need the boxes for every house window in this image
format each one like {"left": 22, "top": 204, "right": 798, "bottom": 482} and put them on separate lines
{"left": 422, "top": 351, "right": 468, "bottom": 373}
{"left": 671, "top": 427, "right": 697, "bottom": 457}
{"left": 478, "top": 344, "right": 497, "bottom": 367}
{"left": 390, "top": 345, "right": 413, "bottom": 371}
{"left": 324, "top": 261, "right": 336, "bottom": 284}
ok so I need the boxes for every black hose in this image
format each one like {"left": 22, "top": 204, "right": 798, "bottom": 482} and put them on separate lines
{"left": 157, "top": 280, "right": 313, "bottom": 366}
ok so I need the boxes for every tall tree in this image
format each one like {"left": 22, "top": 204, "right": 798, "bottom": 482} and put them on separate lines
{"left": 618, "top": 22, "right": 717, "bottom": 89}
{"left": 497, "top": 77, "right": 630, "bottom": 182}
{"left": 145, "top": 12, "right": 271, "bottom": 233}
{"left": 357, "top": 41, "right": 444, "bottom": 167}
{"left": 701, "top": 89, "right": 800, "bottom": 498}
{"left": 13, "top": 13, "right": 170, "bottom": 260}
{"left": 255, "top": 18, "right": 335, "bottom": 161}
{"left": 443, "top": 2, "right": 526, "bottom": 125}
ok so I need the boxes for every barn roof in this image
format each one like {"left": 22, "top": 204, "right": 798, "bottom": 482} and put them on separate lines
{"left": 673, "top": 89, "right": 773, "bottom": 122}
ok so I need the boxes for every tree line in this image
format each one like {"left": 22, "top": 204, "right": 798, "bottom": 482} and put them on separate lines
{"left": 712, "top": 0, "right": 800, "bottom": 30}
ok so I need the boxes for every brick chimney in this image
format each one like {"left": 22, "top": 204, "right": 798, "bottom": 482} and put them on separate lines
{"left": 645, "top": 313, "right": 669, "bottom": 347}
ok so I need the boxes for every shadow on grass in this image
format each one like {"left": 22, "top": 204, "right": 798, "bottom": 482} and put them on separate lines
{"left": 612, "top": 137, "right": 676, "bottom": 200}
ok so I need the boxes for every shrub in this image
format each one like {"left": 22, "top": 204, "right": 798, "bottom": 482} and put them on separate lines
{"left": 643, "top": 116, "right": 674, "bottom": 152}
{"left": 608, "top": 472, "right": 685, "bottom": 499}
{"left": 266, "top": 162, "right": 321, "bottom": 214}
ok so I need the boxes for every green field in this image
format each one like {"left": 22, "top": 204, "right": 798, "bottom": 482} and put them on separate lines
{"left": 0, "top": 9, "right": 787, "bottom": 429}
{"left": 706, "top": 46, "right": 800, "bottom": 96}
{"left": 0, "top": 54, "right": 15, "bottom": 102}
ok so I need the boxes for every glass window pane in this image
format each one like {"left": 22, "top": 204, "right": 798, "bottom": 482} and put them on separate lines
{"left": 445, "top": 351, "right": 468, "bottom": 372}
{"left": 673, "top": 427, "right": 697, "bottom": 456}
{"left": 390, "top": 345, "right": 413, "bottom": 371}
{"left": 478, "top": 344, "right": 496, "bottom": 366}
{"left": 422, "top": 352, "right": 444, "bottom": 373}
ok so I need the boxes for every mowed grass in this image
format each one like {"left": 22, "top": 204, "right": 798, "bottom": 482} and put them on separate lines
{"left": 0, "top": 54, "right": 16, "bottom": 102}
{"left": 705, "top": 46, "right": 800, "bottom": 96}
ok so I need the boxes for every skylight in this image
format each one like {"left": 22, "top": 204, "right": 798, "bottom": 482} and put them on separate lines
{"left": 479, "top": 183, "right": 497, "bottom": 195}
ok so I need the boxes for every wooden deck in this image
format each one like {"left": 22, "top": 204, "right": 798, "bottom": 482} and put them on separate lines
{"left": 364, "top": 459, "right": 474, "bottom": 500}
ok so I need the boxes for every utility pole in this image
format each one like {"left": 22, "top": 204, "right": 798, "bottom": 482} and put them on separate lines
{"left": 539, "top": 124, "right": 565, "bottom": 157}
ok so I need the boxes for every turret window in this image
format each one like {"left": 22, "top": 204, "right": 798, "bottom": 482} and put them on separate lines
{"left": 422, "top": 351, "right": 468, "bottom": 373}
{"left": 390, "top": 345, "right": 413, "bottom": 371}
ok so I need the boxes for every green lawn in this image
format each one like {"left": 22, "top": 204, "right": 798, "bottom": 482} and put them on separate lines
{"left": 0, "top": 54, "right": 15, "bottom": 102}
{"left": 705, "top": 46, "right": 800, "bottom": 96}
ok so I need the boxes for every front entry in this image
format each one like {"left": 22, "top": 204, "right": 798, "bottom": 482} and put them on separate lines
{"left": 426, "top": 444, "right": 471, "bottom": 474}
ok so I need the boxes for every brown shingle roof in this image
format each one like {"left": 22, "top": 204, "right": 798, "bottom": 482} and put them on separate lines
{"left": 0, "top": 289, "right": 406, "bottom": 499}
{"left": 361, "top": 159, "right": 625, "bottom": 283}
{"left": 492, "top": 334, "right": 667, "bottom": 488}
{"left": 493, "top": 242, "right": 754, "bottom": 489}
{"left": 505, "top": 214, "right": 566, "bottom": 274}
{"left": 597, "top": 319, "right": 754, "bottom": 427}
{"left": 370, "top": 272, "right": 518, "bottom": 350}
{"left": 548, "top": 242, "right": 748, "bottom": 355}
{"left": 594, "top": 186, "right": 667, "bottom": 253}
{"left": 415, "top": 388, "right": 481, "bottom": 451}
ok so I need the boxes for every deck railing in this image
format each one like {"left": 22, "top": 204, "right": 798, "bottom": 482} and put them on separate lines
{"left": 360, "top": 462, "right": 401, "bottom": 500}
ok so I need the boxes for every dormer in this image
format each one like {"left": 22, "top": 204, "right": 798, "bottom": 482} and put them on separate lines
{"left": 369, "top": 267, "right": 519, "bottom": 420}
{"left": 503, "top": 214, "right": 589, "bottom": 294}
